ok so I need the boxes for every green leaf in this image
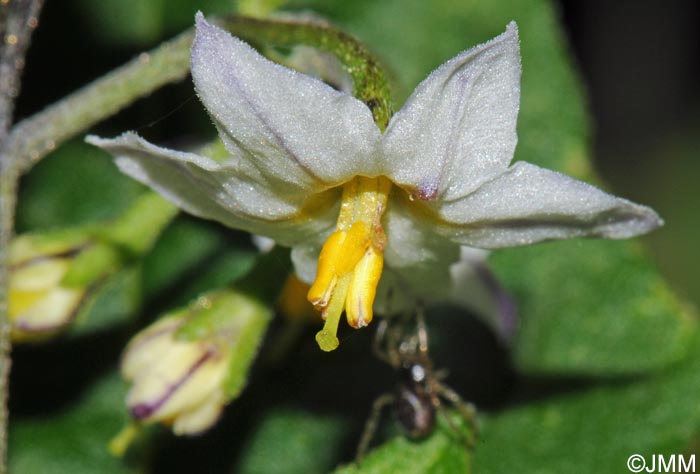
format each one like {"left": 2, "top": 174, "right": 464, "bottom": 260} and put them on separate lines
{"left": 9, "top": 373, "right": 139, "bottom": 474}
{"left": 16, "top": 140, "right": 144, "bottom": 232}
{"left": 73, "top": 0, "right": 234, "bottom": 46}
{"left": 172, "top": 247, "right": 257, "bottom": 305}
{"left": 68, "top": 266, "right": 143, "bottom": 337}
{"left": 334, "top": 415, "right": 472, "bottom": 474}
{"left": 140, "top": 216, "right": 237, "bottom": 298}
{"left": 491, "top": 240, "right": 697, "bottom": 374}
{"left": 235, "top": 409, "right": 348, "bottom": 474}
{"left": 473, "top": 330, "right": 700, "bottom": 473}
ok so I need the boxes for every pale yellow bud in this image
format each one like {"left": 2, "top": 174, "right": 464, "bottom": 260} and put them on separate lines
{"left": 9, "top": 235, "right": 87, "bottom": 342}
{"left": 121, "top": 316, "right": 230, "bottom": 435}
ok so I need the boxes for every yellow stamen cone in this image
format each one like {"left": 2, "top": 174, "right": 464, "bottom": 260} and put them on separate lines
{"left": 345, "top": 248, "right": 383, "bottom": 328}
{"left": 307, "top": 231, "right": 345, "bottom": 308}
{"left": 308, "top": 176, "right": 393, "bottom": 350}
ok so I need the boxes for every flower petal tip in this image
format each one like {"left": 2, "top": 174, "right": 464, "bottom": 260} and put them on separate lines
{"left": 627, "top": 205, "right": 665, "bottom": 236}
{"left": 85, "top": 131, "right": 139, "bottom": 150}
{"left": 194, "top": 11, "right": 222, "bottom": 41}
{"left": 500, "top": 21, "right": 520, "bottom": 49}
{"left": 593, "top": 203, "right": 664, "bottom": 240}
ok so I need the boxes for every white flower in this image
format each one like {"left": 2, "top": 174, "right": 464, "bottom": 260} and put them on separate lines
{"left": 88, "top": 14, "right": 661, "bottom": 351}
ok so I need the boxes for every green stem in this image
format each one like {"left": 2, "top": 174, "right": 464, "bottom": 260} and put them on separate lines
{"left": 7, "top": 29, "right": 193, "bottom": 176}
{"left": 0, "top": 2, "right": 45, "bottom": 470}
{"left": 0, "top": 169, "right": 17, "bottom": 474}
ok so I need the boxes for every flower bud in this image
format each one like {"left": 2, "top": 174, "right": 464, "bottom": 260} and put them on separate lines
{"left": 9, "top": 193, "right": 179, "bottom": 343}
{"left": 121, "top": 289, "right": 270, "bottom": 435}
{"left": 9, "top": 232, "right": 94, "bottom": 342}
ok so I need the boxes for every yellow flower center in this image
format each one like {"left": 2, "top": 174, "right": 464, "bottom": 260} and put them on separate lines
{"left": 307, "top": 176, "right": 392, "bottom": 351}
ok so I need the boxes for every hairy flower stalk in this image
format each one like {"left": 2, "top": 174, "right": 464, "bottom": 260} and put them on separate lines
{"left": 90, "top": 14, "right": 662, "bottom": 352}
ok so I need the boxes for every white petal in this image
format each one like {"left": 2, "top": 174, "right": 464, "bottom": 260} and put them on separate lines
{"left": 192, "top": 13, "right": 382, "bottom": 189}
{"left": 290, "top": 233, "right": 331, "bottom": 284}
{"left": 381, "top": 22, "right": 521, "bottom": 201}
{"left": 154, "top": 351, "right": 228, "bottom": 422}
{"left": 251, "top": 235, "right": 275, "bottom": 253}
{"left": 13, "top": 287, "right": 83, "bottom": 333}
{"left": 380, "top": 194, "right": 461, "bottom": 302}
{"left": 172, "top": 390, "right": 226, "bottom": 435}
{"left": 121, "top": 316, "right": 182, "bottom": 380}
{"left": 434, "top": 161, "right": 663, "bottom": 248}
{"left": 87, "top": 133, "right": 337, "bottom": 246}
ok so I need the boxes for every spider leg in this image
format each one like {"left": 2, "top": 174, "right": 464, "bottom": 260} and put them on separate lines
{"left": 416, "top": 305, "right": 429, "bottom": 356}
{"left": 372, "top": 319, "right": 392, "bottom": 364}
{"left": 434, "top": 368, "right": 450, "bottom": 381}
{"left": 437, "top": 384, "right": 479, "bottom": 448}
{"left": 373, "top": 317, "right": 405, "bottom": 367}
{"left": 356, "top": 393, "right": 395, "bottom": 462}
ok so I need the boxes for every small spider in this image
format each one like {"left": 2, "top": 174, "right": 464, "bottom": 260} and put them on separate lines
{"left": 356, "top": 309, "right": 478, "bottom": 460}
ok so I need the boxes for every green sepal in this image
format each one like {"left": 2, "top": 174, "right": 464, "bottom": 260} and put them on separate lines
{"left": 220, "top": 292, "right": 272, "bottom": 399}
{"left": 9, "top": 228, "right": 89, "bottom": 264}
{"left": 176, "top": 289, "right": 270, "bottom": 341}
{"left": 61, "top": 241, "right": 123, "bottom": 288}
{"left": 175, "top": 288, "right": 272, "bottom": 400}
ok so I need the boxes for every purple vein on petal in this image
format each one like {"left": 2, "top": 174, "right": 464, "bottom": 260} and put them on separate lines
{"left": 130, "top": 348, "right": 214, "bottom": 420}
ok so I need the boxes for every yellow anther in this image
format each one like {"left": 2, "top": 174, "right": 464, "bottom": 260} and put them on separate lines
{"left": 307, "top": 222, "right": 370, "bottom": 309}
{"left": 308, "top": 176, "right": 392, "bottom": 350}
{"left": 307, "top": 231, "right": 344, "bottom": 308}
{"left": 345, "top": 247, "right": 383, "bottom": 328}
{"left": 334, "top": 222, "right": 370, "bottom": 275}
